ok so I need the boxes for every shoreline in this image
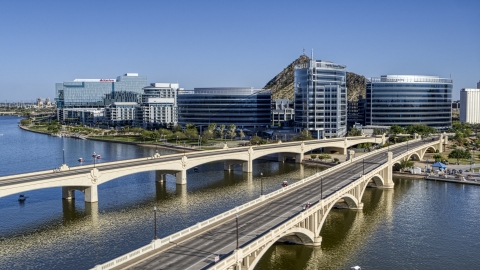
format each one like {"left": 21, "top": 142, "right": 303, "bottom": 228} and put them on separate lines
{"left": 18, "top": 125, "right": 196, "bottom": 152}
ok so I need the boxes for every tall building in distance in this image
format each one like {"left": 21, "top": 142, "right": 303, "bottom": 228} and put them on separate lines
{"left": 294, "top": 59, "right": 347, "bottom": 139}
{"left": 177, "top": 87, "right": 271, "bottom": 130}
{"left": 460, "top": 83, "right": 480, "bottom": 124}
{"left": 365, "top": 75, "right": 452, "bottom": 130}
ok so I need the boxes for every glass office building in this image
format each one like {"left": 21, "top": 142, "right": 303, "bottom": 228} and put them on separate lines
{"left": 294, "top": 60, "right": 347, "bottom": 139}
{"left": 55, "top": 73, "right": 147, "bottom": 122}
{"left": 55, "top": 73, "right": 147, "bottom": 108}
{"left": 177, "top": 87, "right": 271, "bottom": 129}
{"left": 365, "top": 75, "right": 452, "bottom": 130}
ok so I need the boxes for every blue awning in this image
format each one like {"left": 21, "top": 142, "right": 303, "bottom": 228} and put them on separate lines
{"left": 431, "top": 162, "right": 447, "bottom": 168}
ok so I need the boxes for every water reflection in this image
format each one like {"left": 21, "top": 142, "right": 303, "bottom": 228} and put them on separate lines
{"left": 0, "top": 157, "right": 325, "bottom": 269}
{"left": 256, "top": 177, "right": 480, "bottom": 269}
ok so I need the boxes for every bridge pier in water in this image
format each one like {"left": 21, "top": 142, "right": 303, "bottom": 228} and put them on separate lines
{"left": 176, "top": 170, "right": 187, "bottom": 185}
{"left": 62, "top": 185, "right": 98, "bottom": 202}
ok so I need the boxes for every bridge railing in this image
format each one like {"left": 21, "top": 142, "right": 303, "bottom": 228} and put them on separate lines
{"left": 92, "top": 138, "right": 437, "bottom": 270}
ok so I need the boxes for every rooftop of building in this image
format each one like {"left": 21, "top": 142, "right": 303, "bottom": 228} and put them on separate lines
{"left": 178, "top": 87, "right": 270, "bottom": 95}
{"left": 369, "top": 75, "right": 452, "bottom": 83}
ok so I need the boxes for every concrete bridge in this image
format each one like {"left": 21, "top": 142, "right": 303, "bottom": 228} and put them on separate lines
{"left": 0, "top": 136, "right": 384, "bottom": 203}
{"left": 91, "top": 134, "right": 447, "bottom": 270}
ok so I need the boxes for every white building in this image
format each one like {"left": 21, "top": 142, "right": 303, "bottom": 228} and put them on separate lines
{"left": 460, "top": 86, "right": 480, "bottom": 124}
{"left": 139, "top": 83, "right": 179, "bottom": 129}
{"left": 105, "top": 102, "right": 139, "bottom": 126}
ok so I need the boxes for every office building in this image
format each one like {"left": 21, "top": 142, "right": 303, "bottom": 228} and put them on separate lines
{"left": 56, "top": 73, "right": 147, "bottom": 122}
{"left": 294, "top": 60, "right": 347, "bottom": 139}
{"left": 460, "top": 87, "right": 480, "bottom": 124}
{"left": 60, "top": 108, "right": 105, "bottom": 124}
{"left": 177, "top": 87, "right": 271, "bottom": 130}
{"left": 347, "top": 96, "right": 366, "bottom": 127}
{"left": 271, "top": 99, "right": 294, "bottom": 127}
{"left": 365, "top": 75, "right": 452, "bottom": 130}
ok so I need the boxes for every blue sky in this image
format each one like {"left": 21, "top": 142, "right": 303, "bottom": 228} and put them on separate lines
{"left": 0, "top": 0, "right": 478, "bottom": 101}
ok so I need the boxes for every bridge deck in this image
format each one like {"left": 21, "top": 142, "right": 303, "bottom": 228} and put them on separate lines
{"left": 111, "top": 139, "right": 434, "bottom": 269}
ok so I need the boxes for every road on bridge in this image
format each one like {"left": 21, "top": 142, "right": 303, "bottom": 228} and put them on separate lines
{"left": 114, "top": 139, "right": 434, "bottom": 270}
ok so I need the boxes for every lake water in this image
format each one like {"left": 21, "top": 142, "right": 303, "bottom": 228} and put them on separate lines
{"left": 1, "top": 116, "right": 480, "bottom": 270}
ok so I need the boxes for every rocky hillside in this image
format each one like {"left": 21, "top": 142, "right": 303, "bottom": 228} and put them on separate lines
{"left": 263, "top": 55, "right": 310, "bottom": 101}
{"left": 263, "top": 55, "right": 366, "bottom": 102}
{"left": 346, "top": 72, "right": 366, "bottom": 102}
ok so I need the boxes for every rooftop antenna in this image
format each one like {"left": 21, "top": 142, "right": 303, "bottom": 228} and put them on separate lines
{"left": 303, "top": 48, "right": 305, "bottom": 56}
{"left": 311, "top": 49, "right": 314, "bottom": 61}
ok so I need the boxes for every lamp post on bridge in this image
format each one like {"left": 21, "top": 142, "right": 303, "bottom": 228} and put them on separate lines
{"left": 153, "top": 206, "right": 158, "bottom": 240}
{"left": 93, "top": 152, "right": 96, "bottom": 168}
{"left": 363, "top": 158, "right": 365, "bottom": 176}
{"left": 235, "top": 214, "right": 239, "bottom": 249}
{"left": 62, "top": 148, "right": 65, "bottom": 165}
{"left": 320, "top": 176, "right": 323, "bottom": 199}
{"left": 260, "top": 172, "right": 264, "bottom": 196}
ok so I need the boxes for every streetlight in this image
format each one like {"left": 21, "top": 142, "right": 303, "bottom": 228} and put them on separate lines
{"left": 62, "top": 148, "right": 65, "bottom": 165}
{"left": 93, "top": 152, "right": 96, "bottom": 168}
{"left": 235, "top": 214, "right": 239, "bottom": 249}
{"left": 320, "top": 176, "right": 323, "bottom": 199}
{"left": 260, "top": 172, "right": 263, "bottom": 196}
{"left": 176, "top": 135, "right": 178, "bottom": 145}
{"left": 363, "top": 158, "right": 365, "bottom": 176}
{"left": 153, "top": 206, "right": 158, "bottom": 240}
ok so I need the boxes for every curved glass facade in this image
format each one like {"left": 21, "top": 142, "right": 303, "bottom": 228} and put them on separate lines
{"left": 366, "top": 75, "right": 452, "bottom": 129}
{"left": 177, "top": 87, "right": 271, "bottom": 128}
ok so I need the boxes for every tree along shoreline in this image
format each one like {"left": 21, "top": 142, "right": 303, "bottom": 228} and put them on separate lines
{"left": 17, "top": 124, "right": 195, "bottom": 152}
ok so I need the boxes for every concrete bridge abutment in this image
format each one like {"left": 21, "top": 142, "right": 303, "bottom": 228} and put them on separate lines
{"left": 175, "top": 170, "right": 187, "bottom": 185}
{"left": 62, "top": 185, "right": 98, "bottom": 202}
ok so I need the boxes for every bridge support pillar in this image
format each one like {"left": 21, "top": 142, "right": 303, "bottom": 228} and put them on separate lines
{"left": 381, "top": 152, "right": 395, "bottom": 189}
{"left": 176, "top": 170, "right": 187, "bottom": 185}
{"left": 62, "top": 187, "right": 75, "bottom": 200}
{"left": 155, "top": 171, "right": 165, "bottom": 182}
{"left": 307, "top": 236, "right": 322, "bottom": 247}
{"left": 295, "top": 153, "right": 304, "bottom": 163}
{"left": 242, "top": 160, "right": 252, "bottom": 173}
{"left": 84, "top": 185, "right": 98, "bottom": 203}
{"left": 350, "top": 202, "right": 364, "bottom": 210}
{"left": 346, "top": 150, "right": 355, "bottom": 161}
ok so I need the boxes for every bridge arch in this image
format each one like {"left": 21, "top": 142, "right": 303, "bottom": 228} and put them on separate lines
{"left": 422, "top": 146, "right": 437, "bottom": 157}
{"left": 340, "top": 193, "right": 361, "bottom": 209}
{"left": 247, "top": 227, "right": 314, "bottom": 269}
{"left": 406, "top": 152, "right": 421, "bottom": 161}
{"left": 370, "top": 174, "right": 385, "bottom": 187}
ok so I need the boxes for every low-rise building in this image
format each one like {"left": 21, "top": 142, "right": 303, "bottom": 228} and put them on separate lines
{"left": 365, "top": 75, "right": 452, "bottom": 130}
{"left": 139, "top": 83, "right": 179, "bottom": 129}
{"left": 460, "top": 87, "right": 480, "bottom": 124}
{"left": 271, "top": 99, "right": 294, "bottom": 127}
{"left": 177, "top": 87, "right": 271, "bottom": 130}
